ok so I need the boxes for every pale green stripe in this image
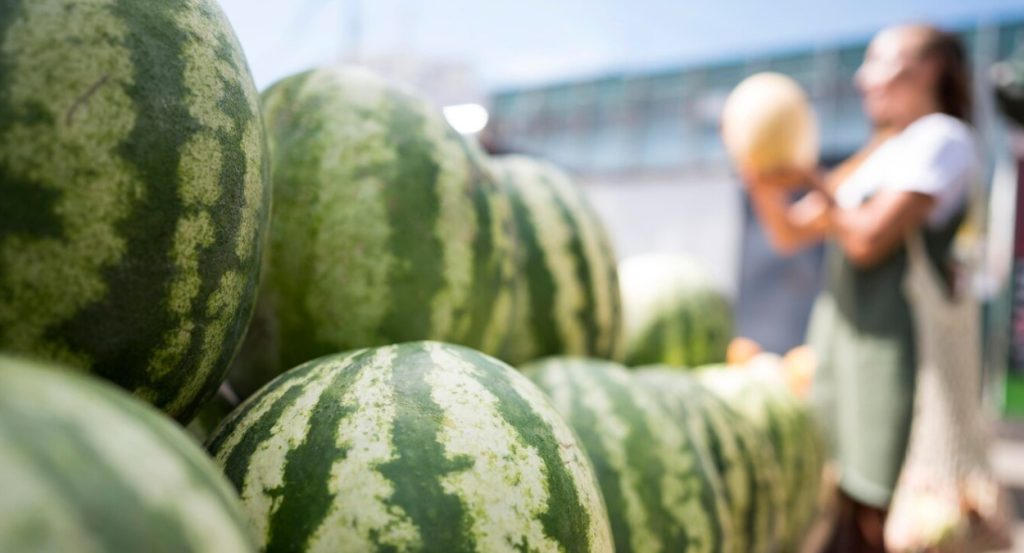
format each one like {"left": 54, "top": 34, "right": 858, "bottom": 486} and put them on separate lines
{"left": 425, "top": 343, "right": 559, "bottom": 551}
{"left": 9, "top": 369, "right": 250, "bottom": 553}
{"left": 0, "top": 431, "right": 103, "bottom": 553}
{"left": 502, "top": 358, "right": 615, "bottom": 552}
{"left": 307, "top": 346, "right": 422, "bottom": 552}
{"left": 237, "top": 359, "right": 341, "bottom": 546}
{"left": 569, "top": 364, "right": 661, "bottom": 553}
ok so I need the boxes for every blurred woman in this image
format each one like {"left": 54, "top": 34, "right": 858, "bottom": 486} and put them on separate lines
{"left": 744, "top": 25, "right": 977, "bottom": 552}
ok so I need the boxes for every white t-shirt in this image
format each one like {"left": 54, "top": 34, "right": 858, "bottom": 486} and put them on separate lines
{"left": 834, "top": 113, "right": 978, "bottom": 228}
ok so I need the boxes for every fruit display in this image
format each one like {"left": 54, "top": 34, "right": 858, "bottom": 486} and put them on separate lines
{"left": 209, "top": 341, "right": 613, "bottom": 553}
{"left": 492, "top": 155, "right": 622, "bottom": 366}
{"left": 0, "top": 0, "right": 271, "bottom": 422}
{"left": 0, "top": 7, "right": 833, "bottom": 550}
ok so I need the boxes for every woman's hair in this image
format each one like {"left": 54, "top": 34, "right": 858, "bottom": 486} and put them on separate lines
{"left": 914, "top": 25, "right": 972, "bottom": 122}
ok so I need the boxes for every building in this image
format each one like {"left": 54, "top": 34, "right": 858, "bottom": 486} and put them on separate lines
{"left": 485, "top": 17, "right": 1024, "bottom": 353}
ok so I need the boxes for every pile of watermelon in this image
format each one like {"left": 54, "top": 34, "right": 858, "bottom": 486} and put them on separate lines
{"left": 0, "top": 2, "right": 827, "bottom": 552}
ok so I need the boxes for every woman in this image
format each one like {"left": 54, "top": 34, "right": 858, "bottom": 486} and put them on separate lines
{"left": 744, "top": 25, "right": 977, "bottom": 552}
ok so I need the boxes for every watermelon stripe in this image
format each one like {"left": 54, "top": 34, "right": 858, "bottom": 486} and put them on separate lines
{"left": 265, "top": 352, "right": 369, "bottom": 550}
{"left": 2, "top": 409, "right": 195, "bottom": 551}
{"left": 0, "top": 357, "right": 254, "bottom": 552}
{"left": 550, "top": 183, "right": 601, "bottom": 354}
{"left": 213, "top": 342, "right": 613, "bottom": 552}
{"left": 378, "top": 346, "right": 474, "bottom": 552}
{"left": 0, "top": 0, "right": 140, "bottom": 370}
{"left": 511, "top": 176, "right": 562, "bottom": 355}
{"left": 528, "top": 359, "right": 728, "bottom": 553}
{"left": 53, "top": 0, "right": 194, "bottom": 399}
{"left": 457, "top": 152, "right": 499, "bottom": 349}
{"left": 457, "top": 346, "right": 595, "bottom": 552}
{"left": 380, "top": 95, "right": 447, "bottom": 342}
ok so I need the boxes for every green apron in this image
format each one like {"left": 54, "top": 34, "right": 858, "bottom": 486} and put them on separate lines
{"left": 807, "top": 216, "right": 962, "bottom": 508}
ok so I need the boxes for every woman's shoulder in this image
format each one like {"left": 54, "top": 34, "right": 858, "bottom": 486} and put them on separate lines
{"left": 901, "top": 113, "right": 974, "bottom": 148}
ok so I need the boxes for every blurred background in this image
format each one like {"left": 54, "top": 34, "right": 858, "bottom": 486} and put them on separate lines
{"left": 219, "top": 2, "right": 1024, "bottom": 533}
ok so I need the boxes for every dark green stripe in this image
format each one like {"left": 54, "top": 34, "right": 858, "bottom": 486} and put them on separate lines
{"left": 260, "top": 70, "right": 332, "bottom": 368}
{"left": 377, "top": 344, "right": 474, "bottom": 552}
{"left": 379, "top": 92, "right": 446, "bottom": 343}
{"left": 548, "top": 178, "right": 602, "bottom": 356}
{"left": 53, "top": 0, "right": 192, "bottom": 393}
{"left": 587, "top": 365, "right": 687, "bottom": 552}
{"left": 457, "top": 148, "right": 505, "bottom": 349}
{"left": 457, "top": 347, "right": 593, "bottom": 552}
{"left": 264, "top": 351, "right": 369, "bottom": 551}
{"left": 210, "top": 367, "right": 311, "bottom": 489}
{"left": 179, "top": 18, "right": 269, "bottom": 423}
{"left": 1, "top": 404, "right": 195, "bottom": 551}
{"left": 506, "top": 174, "right": 562, "bottom": 356}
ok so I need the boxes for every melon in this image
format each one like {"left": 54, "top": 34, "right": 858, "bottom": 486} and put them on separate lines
{"left": 491, "top": 155, "right": 622, "bottom": 366}
{"left": 0, "top": 354, "right": 254, "bottom": 553}
{"left": 210, "top": 341, "right": 613, "bottom": 552}
{"left": 0, "top": 0, "right": 271, "bottom": 421}
{"left": 721, "top": 72, "right": 819, "bottom": 176}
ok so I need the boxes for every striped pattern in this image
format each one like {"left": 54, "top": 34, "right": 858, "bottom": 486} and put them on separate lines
{"left": 635, "top": 367, "right": 785, "bottom": 553}
{"left": 619, "top": 254, "right": 733, "bottom": 368}
{"left": 243, "top": 67, "right": 517, "bottom": 390}
{"left": 209, "top": 341, "right": 613, "bottom": 553}
{"left": 0, "top": 354, "right": 254, "bottom": 553}
{"left": 524, "top": 357, "right": 734, "bottom": 553}
{"left": 492, "top": 156, "right": 622, "bottom": 366}
{"left": 0, "top": 0, "right": 271, "bottom": 421}
{"left": 699, "top": 364, "right": 826, "bottom": 551}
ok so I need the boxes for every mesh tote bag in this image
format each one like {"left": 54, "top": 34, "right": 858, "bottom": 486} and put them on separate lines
{"left": 885, "top": 234, "right": 1014, "bottom": 552}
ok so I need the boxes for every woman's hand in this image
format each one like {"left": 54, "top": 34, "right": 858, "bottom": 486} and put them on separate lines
{"left": 743, "top": 166, "right": 832, "bottom": 255}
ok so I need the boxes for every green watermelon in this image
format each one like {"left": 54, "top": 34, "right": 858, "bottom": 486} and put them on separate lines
{"left": 491, "top": 156, "right": 622, "bottom": 366}
{"left": 619, "top": 254, "right": 733, "bottom": 368}
{"left": 699, "top": 362, "right": 826, "bottom": 551}
{"left": 0, "top": 354, "right": 255, "bottom": 553}
{"left": 209, "top": 341, "right": 613, "bottom": 552}
{"left": 634, "top": 367, "right": 785, "bottom": 553}
{"left": 231, "top": 67, "right": 517, "bottom": 397}
{"left": 523, "top": 357, "right": 734, "bottom": 553}
{"left": 0, "top": 0, "right": 271, "bottom": 421}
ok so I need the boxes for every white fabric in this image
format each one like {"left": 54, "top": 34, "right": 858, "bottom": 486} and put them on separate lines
{"left": 834, "top": 113, "right": 978, "bottom": 228}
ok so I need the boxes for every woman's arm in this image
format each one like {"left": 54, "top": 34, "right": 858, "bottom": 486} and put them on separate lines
{"left": 745, "top": 170, "right": 831, "bottom": 255}
{"left": 829, "top": 190, "right": 935, "bottom": 268}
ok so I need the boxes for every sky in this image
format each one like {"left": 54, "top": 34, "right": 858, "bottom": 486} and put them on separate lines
{"left": 219, "top": 0, "right": 1024, "bottom": 92}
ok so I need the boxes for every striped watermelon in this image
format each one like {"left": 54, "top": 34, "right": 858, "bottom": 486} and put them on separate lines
{"left": 0, "top": 0, "right": 271, "bottom": 421}
{"left": 699, "top": 362, "right": 826, "bottom": 551}
{"left": 0, "top": 354, "right": 254, "bottom": 553}
{"left": 209, "top": 341, "right": 613, "bottom": 552}
{"left": 523, "top": 357, "right": 734, "bottom": 553}
{"left": 491, "top": 156, "right": 621, "bottom": 366}
{"left": 634, "top": 367, "right": 785, "bottom": 553}
{"left": 619, "top": 254, "right": 733, "bottom": 368}
{"left": 232, "top": 67, "right": 517, "bottom": 397}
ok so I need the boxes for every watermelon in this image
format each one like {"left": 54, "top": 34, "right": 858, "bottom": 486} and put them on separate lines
{"left": 699, "top": 362, "right": 826, "bottom": 550}
{"left": 523, "top": 357, "right": 734, "bottom": 553}
{"left": 634, "top": 367, "right": 785, "bottom": 553}
{"left": 231, "top": 67, "right": 517, "bottom": 397}
{"left": 619, "top": 254, "right": 733, "bottom": 368}
{"left": 0, "top": 0, "right": 271, "bottom": 421}
{"left": 491, "top": 156, "right": 622, "bottom": 366}
{"left": 0, "top": 354, "right": 255, "bottom": 553}
{"left": 209, "top": 341, "right": 613, "bottom": 552}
